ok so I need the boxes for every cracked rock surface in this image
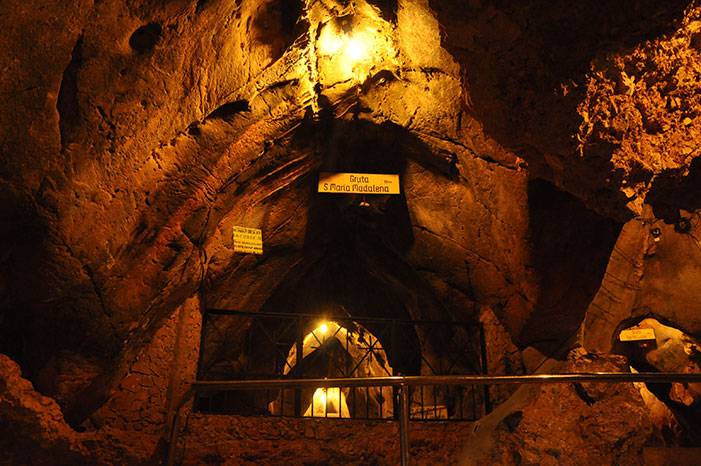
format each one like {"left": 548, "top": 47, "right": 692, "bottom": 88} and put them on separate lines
{"left": 1, "top": 0, "right": 701, "bottom": 463}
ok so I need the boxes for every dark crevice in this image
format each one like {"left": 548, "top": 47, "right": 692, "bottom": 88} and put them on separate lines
{"left": 647, "top": 157, "right": 701, "bottom": 223}
{"left": 572, "top": 382, "right": 596, "bottom": 406}
{"left": 252, "top": 0, "right": 305, "bottom": 62}
{"left": 129, "top": 22, "right": 162, "bottom": 54}
{"left": 368, "top": 0, "right": 398, "bottom": 23}
{"left": 204, "top": 100, "right": 250, "bottom": 121}
{"left": 519, "top": 178, "right": 622, "bottom": 351}
{"left": 56, "top": 36, "right": 84, "bottom": 151}
{"left": 498, "top": 410, "right": 523, "bottom": 432}
{"left": 195, "top": 0, "right": 209, "bottom": 14}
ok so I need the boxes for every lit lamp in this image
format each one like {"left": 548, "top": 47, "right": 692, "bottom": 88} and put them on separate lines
{"left": 318, "top": 322, "right": 329, "bottom": 335}
{"left": 304, "top": 387, "right": 350, "bottom": 417}
{"left": 315, "top": 18, "right": 387, "bottom": 83}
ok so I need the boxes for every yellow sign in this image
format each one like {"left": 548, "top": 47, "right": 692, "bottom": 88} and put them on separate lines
{"left": 318, "top": 172, "right": 400, "bottom": 195}
{"left": 233, "top": 226, "right": 263, "bottom": 255}
{"left": 619, "top": 328, "right": 656, "bottom": 342}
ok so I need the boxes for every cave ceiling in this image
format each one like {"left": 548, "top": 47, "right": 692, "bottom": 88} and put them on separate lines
{"left": 1, "top": 0, "right": 701, "bottom": 423}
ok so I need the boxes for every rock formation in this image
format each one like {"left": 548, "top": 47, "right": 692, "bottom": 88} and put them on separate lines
{"left": 1, "top": 0, "right": 700, "bottom": 464}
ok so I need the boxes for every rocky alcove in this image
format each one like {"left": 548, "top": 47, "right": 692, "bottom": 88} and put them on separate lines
{"left": 2, "top": 0, "right": 701, "bottom": 464}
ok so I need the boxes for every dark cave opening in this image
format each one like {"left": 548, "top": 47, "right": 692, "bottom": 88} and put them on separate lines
{"left": 519, "top": 178, "right": 622, "bottom": 355}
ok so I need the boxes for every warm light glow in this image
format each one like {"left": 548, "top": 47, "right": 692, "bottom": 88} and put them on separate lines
{"left": 315, "top": 21, "right": 387, "bottom": 83}
{"left": 317, "top": 29, "right": 344, "bottom": 56}
{"left": 318, "top": 322, "right": 329, "bottom": 335}
{"left": 343, "top": 34, "right": 370, "bottom": 63}
{"left": 317, "top": 27, "right": 372, "bottom": 65}
{"left": 304, "top": 387, "right": 350, "bottom": 417}
{"left": 309, "top": 3, "right": 396, "bottom": 89}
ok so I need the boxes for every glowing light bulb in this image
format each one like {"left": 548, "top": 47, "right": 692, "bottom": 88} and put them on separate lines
{"left": 315, "top": 19, "right": 393, "bottom": 84}
{"left": 305, "top": 387, "right": 348, "bottom": 417}
{"left": 344, "top": 35, "right": 369, "bottom": 62}
{"left": 318, "top": 323, "right": 329, "bottom": 335}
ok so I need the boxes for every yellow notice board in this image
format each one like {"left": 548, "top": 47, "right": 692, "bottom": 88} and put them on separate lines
{"left": 619, "top": 328, "right": 656, "bottom": 342}
{"left": 233, "top": 226, "right": 263, "bottom": 255}
{"left": 318, "top": 172, "right": 400, "bottom": 194}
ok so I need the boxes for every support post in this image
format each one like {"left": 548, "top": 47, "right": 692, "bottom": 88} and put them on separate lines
{"left": 294, "top": 317, "right": 303, "bottom": 417}
{"left": 399, "top": 383, "right": 410, "bottom": 466}
{"left": 478, "top": 323, "right": 492, "bottom": 415}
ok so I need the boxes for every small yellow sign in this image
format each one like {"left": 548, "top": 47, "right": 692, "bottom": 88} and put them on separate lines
{"left": 318, "top": 172, "right": 400, "bottom": 195}
{"left": 233, "top": 226, "right": 263, "bottom": 255}
{"left": 619, "top": 328, "right": 656, "bottom": 342}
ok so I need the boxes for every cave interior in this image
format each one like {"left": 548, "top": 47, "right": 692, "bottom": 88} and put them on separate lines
{"left": 2, "top": 0, "right": 701, "bottom": 464}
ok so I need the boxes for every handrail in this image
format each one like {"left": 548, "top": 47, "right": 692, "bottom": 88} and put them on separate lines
{"left": 192, "top": 372, "right": 701, "bottom": 391}
{"left": 166, "top": 372, "right": 701, "bottom": 466}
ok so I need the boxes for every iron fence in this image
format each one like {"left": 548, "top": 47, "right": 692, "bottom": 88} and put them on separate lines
{"left": 195, "top": 309, "right": 489, "bottom": 421}
{"left": 167, "top": 372, "right": 701, "bottom": 466}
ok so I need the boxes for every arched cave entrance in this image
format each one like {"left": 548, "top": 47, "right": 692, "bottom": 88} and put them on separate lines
{"left": 269, "top": 319, "right": 395, "bottom": 418}
{"left": 197, "top": 112, "right": 487, "bottom": 419}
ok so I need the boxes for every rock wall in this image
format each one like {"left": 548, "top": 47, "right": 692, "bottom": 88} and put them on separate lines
{"left": 0, "top": 354, "right": 89, "bottom": 465}
{"left": 2, "top": 0, "right": 701, "bottom": 462}
{"left": 177, "top": 413, "right": 473, "bottom": 466}
{"left": 431, "top": 0, "right": 701, "bottom": 220}
{"left": 90, "top": 296, "right": 201, "bottom": 434}
{"left": 583, "top": 209, "right": 701, "bottom": 352}
{"left": 0, "top": 295, "right": 203, "bottom": 465}
{"left": 459, "top": 349, "right": 665, "bottom": 465}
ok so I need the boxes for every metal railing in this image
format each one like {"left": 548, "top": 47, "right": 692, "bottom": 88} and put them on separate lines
{"left": 166, "top": 372, "right": 701, "bottom": 466}
{"left": 196, "top": 309, "right": 488, "bottom": 420}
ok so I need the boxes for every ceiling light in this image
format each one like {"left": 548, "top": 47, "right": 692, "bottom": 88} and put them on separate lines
{"left": 344, "top": 34, "right": 370, "bottom": 63}
{"left": 314, "top": 18, "right": 393, "bottom": 84}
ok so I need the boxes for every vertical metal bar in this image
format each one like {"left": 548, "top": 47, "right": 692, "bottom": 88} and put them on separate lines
{"left": 280, "top": 388, "right": 285, "bottom": 417}
{"left": 391, "top": 320, "right": 397, "bottom": 372}
{"left": 420, "top": 385, "right": 424, "bottom": 419}
{"left": 399, "top": 384, "right": 410, "bottom": 466}
{"left": 391, "top": 320, "right": 398, "bottom": 420}
{"left": 166, "top": 406, "right": 181, "bottom": 466}
{"left": 345, "top": 328, "right": 350, "bottom": 377}
{"left": 195, "top": 310, "right": 209, "bottom": 380}
{"left": 366, "top": 386, "right": 370, "bottom": 419}
{"left": 294, "top": 317, "right": 303, "bottom": 417}
{"left": 352, "top": 386, "right": 356, "bottom": 418}
{"left": 479, "top": 323, "right": 492, "bottom": 414}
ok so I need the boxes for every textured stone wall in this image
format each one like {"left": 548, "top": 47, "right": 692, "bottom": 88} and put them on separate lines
{"left": 177, "top": 414, "right": 473, "bottom": 466}
{"left": 2, "top": 0, "right": 701, "bottom": 462}
{"left": 0, "top": 354, "right": 89, "bottom": 466}
{"left": 583, "top": 209, "right": 701, "bottom": 352}
{"left": 89, "top": 296, "right": 201, "bottom": 434}
{"left": 460, "top": 349, "right": 664, "bottom": 466}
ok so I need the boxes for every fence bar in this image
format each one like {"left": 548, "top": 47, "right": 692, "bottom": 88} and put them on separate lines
{"left": 478, "top": 324, "right": 491, "bottom": 413}
{"left": 168, "top": 372, "right": 701, "bottom": 466}
{"left": 399, "top": 384, "right": 410, "bottom": 466}
{"left": 192, "top": 372, "right": 701, "bottom": 392}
